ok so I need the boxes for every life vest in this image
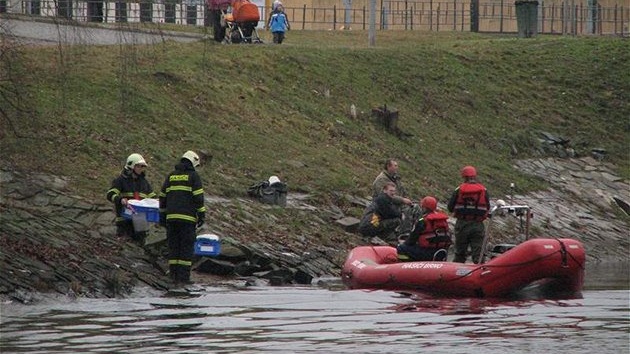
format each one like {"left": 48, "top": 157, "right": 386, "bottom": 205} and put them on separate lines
{"left": 453, "top": 182, "right": 489, "bottom": 221}
{"left": 418, "top": 211, "right": 451, "bottom": 248}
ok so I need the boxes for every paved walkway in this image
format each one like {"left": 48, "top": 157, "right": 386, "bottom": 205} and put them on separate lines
{"left": 1, "top": 18, "right": 203, "bottom": 45}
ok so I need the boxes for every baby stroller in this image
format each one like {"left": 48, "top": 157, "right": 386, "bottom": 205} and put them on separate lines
{"left": 221, "top": 0, "right": 263, "bottom": 44}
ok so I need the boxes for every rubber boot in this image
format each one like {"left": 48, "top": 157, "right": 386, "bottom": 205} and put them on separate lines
{"left": 169, "top": 264, "right": 179, "bottom": 285}
{"left": 179, "top": 266, "right": 193, "bottom": 285}
{"left": 132, "top": 231, "right": 147, "bottom": 247}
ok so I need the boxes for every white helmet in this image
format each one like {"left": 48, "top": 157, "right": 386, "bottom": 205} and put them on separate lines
{"left": 125, "top": 153, "right": 147, "bottom": 170}
{"left": 268, "top": 175, "right": 281, "bottom": 185}
{"left": 182, "top": 150, "right": 201, "bottom": 167}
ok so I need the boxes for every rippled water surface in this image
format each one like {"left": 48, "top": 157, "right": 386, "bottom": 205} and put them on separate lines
{"left": 1, "top": 263, "right": 628, "bottom": 354}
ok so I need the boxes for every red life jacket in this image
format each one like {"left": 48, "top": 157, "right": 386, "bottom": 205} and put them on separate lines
{"left": 418, "top": 211, "right": 452, "bottom": 248}
{"left": 453, "top": 182, "right": 489, "bottom": 221}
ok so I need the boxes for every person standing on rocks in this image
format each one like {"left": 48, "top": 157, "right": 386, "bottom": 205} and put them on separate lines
{"left": 159, "top": 151, "right": 206, "bottom": 286}
{"left": 106, "top": 153, "right": 156, "bottom": 246}
{"left": 447, "top": 165, "right": 490, "bottom": 264}
{"left": 372, "top": 158, "right": 411, "bottom": 202}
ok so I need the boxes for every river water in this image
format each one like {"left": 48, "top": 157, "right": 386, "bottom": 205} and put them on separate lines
{"left": 1, "top": 262, "right": 628, "bottom": 354}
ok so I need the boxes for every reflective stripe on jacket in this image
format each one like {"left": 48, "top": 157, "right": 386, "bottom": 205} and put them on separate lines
{"left": 106, "top": 169, "right": 155, "bottom": 221}
{"left": 159, "top": 162, "right": 206, "bottom": 223}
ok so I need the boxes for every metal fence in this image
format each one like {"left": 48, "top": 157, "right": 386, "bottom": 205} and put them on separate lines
{"left": 1, "top": 0, "right": 627, "bottom": 36}
{"left": 285, "top": 1, "right": 628, "bottom": 35}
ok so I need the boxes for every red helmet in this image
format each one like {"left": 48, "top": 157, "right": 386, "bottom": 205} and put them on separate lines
{"left": 461, "top": 165, "right": 477, "bottom": 178}
{"left": 420, "top": 196, "right": 438, "bottom": 211}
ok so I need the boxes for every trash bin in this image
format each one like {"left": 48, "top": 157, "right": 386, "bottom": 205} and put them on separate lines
{"left": 515, "top": 0, "right": 539, "bottom": 38}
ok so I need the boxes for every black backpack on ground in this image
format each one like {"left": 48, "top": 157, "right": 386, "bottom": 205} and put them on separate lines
{"left": 247, "top": 181, "right": 287, "bottom": 207}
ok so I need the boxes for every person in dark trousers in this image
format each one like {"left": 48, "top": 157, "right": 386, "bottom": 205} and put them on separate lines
{"left": 268, "top": 4, "right": 290, "bottom": 44}
{"left": 106, "top": 153, "right": 156, "bottom": 246}
{"left": 447, "top": 165, "right": 490, "bottom": 264}
{"left": 372, "top": 158, "right": 413, "bottom": 237}
{"left": 159, "top": 150, "right": 206, "bottom": 286}
{"left": 359, "top": 182, "right": 402, "bottom": 244}
{"left": 397, "top": 196, "right": 452, "bottom": 262}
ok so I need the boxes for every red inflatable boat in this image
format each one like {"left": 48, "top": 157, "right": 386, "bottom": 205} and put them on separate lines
{"left": 342, "top": 205, "right": 586, "bottom": 298}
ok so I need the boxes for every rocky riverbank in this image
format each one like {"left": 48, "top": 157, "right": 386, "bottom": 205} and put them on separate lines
{"left": 1, "top": 156, "right": 628, "bottom": 303}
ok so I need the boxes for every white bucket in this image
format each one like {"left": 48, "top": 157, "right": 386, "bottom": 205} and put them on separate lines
{"left": 132, "top": 212, "right": 150, "bottom": 232}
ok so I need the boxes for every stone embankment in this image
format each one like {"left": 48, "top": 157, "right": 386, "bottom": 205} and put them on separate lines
{"left": 506, "top": 157, "right": 629, "bottom": 261}
{"left": 0, "top": 156, "right": 628, "bottom": 303}
{"left": 0, "top": 169, "right": 363, "bottom": 303}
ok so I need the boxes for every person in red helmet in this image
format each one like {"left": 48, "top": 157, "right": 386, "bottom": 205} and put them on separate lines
{"left": 447, "top": 165, "right": 490, "bottom": 263}
{"left": 397, "top": 196, "right": 452, "bottom": 262}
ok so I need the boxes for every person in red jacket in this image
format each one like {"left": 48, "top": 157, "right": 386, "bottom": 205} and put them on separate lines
{"left": 397, "top": 196, "right": 452, "bottom": 261}
{"left": 447, "top": 165, "right": 490, "bottom": 263}
{"left": 159, "top": 151, "right": 207, "bottom": 286}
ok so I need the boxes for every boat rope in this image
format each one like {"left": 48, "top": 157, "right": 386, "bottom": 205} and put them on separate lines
{"left": 356, "top": 240, "right": 584, "bottom": 289}
{"left": 557, "top": 239, "right": 568, "bottom": 267}
{"left": 551, "top": 238, "right": 585, "bottom": 269}
{"left": 356, "top": 251, "right": 561, "bottom": 289}
{"left": 434, "top": 246, "right": 584, "bottom": 283}
{"left": 423, "top": 246, "right": 585, "bottom": 287}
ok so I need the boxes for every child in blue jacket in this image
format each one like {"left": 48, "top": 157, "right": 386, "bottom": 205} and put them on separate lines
{"left": 268, "top": 5, "right": 290, "bottom": 44}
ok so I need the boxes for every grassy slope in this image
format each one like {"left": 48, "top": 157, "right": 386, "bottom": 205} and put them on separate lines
{"left": 2, "top": 31, "right": 629, "bottom": 208}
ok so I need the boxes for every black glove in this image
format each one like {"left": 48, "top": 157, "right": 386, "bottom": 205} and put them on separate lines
{"left": 196, "top": 212, "right": 205, "bottom": 228}
{"left": 159, "top": 213, "right": 167, "bottom": 228}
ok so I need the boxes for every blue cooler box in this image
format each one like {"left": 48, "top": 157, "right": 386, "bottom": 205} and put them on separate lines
{"left": 124, "top": 199, "right": 160, "bottom": 223}
{"left": 195, "top": 234, "right": 221, "bottom": 256}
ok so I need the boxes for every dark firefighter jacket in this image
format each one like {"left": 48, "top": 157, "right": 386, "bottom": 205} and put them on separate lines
{"left": 159, "top": 161, "right": 206, "bottom": 223}
{"left": 106, "top": 169, "right": 156, "bottom": 221}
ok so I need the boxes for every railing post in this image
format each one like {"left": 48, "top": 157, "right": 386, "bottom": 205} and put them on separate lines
{"left": 541, "top": 0, "right": 545, "bottom": 33}
{"left": 470, "top": 0, "right": 479, "bottom": 32}
{"left": 302, "top": 4, "right": 305, "bottom": 30}
{"left": 404, "top": 0, "right": 408, "bottom": 30}
{"left": 551, "top": 3, "right": 554, "bottom": 32}
{"left": 461, "top": 2, "right": 464, "bottom": 31}
{"left": 564, "top": 0, "right": 569, "bottom": 34}
{"left": 453, "top": 0, "right": 456, "bottom": 30}
{"left": 429, "top": 0, "right": 433, "bottom": 30}
{"left": 622, "top": 6, "right": 626, "bottom": 37}
{"left": 613, "top": 4, "right": 623, "bottom": 35}
{"left": 379, "top": 0, "right": 383, "bottom": 29}
{"left": 437, "top": 3, "right": 440, "bottom": 31}
{"left": 578, "top": 3, "right": 582, "bottom": 34}
{"left": 363, "top": 5, "right": 366, "bottom": 29}
{"left": 500, "top": 0, "right": 504, "bottom": 33}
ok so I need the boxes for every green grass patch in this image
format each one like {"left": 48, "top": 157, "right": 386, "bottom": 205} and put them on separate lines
{"left": 2, "top": 31, "right": 628, "bottom": 202}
